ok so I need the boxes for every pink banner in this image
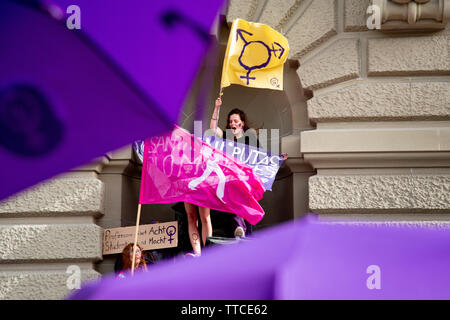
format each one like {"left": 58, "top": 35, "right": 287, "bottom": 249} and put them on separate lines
{"left": 139, "top": 126, "right": 265, "bottom": 225}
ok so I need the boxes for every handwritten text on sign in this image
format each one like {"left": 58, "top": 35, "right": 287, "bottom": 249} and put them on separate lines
{"left": 103, "top": 221, "right": 178, "bottom": 255}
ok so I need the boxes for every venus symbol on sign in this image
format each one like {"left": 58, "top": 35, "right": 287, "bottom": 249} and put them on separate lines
{"left": 166, "top": 226, "right": 176, "bottom": 244}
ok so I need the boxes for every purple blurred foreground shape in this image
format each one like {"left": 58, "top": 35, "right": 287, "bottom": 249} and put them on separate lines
{"left": 0, "top": 0, "right": 224, "bottom": 201}
{"left": 70, "top": 215, "right": 450, "bottom": 300}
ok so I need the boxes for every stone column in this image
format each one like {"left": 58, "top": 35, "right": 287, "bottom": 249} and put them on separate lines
{"left": 0, "top": 160, "right": 105, "bottom": 300}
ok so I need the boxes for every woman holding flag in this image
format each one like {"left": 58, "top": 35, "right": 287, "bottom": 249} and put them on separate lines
{"left": 182, "top": 96, "right": 262, "bottom": 253}
{"left": 210, "top": 97, "right": 255, "bottom": 237}
{"left": 210, "top": 97, "right": 287, "bottom": 238}
{"left": 211, "top": 97, "right": 255, "bottom": 146}
{"left": 182, "top": 96, "right": 259, "bottom": 256}
{"left": 181, "top": 17, "right": 290, "bottom": 249}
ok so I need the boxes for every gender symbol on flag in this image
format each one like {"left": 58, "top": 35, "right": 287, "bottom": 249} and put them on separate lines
{"left": 188, "top": 147, "right": 227, "bottom": 203}
{"left": 236, "top": 29, "right": 285, "bottom": 85}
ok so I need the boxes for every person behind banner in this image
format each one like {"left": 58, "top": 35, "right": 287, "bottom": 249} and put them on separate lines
{"left": 210, "top": 97, "right": 288, "bottom": 238}
{"left": 116, "top": 243, "right": 149, "bottom": 279}
{"left": 211, "top": 97, "right": 289, "bottom": 159}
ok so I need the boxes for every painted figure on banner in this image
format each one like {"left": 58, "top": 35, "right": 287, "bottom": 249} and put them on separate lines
{"left": 188, "top": 147, "right": 227, "bottom": 204}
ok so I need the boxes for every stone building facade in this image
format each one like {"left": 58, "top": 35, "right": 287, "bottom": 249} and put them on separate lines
{"left": 0, "top": 0, "right": 449, "bottom": 299}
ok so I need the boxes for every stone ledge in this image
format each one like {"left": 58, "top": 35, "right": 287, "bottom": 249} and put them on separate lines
{"left": 301, "top": 125, "right": 450, "bottom": 153}
{"left": 0, "top": 224, "right": 103, "bottom": 263}
{"left": 298, "top": 38, "right": 360, "bottom": 89}
{"left": 309, "top": 174, "right": 450, "bottom": 212}
{"left": 368, "top": 35, "right": 450, "bottom": 76}
{"left": 0, "top": 269, "right": 100, "bottom": 300}
{"left": 307, "top": 81, "right": 450, "bottom": 122}
{"left": 0, "top": 177, "right": 105, "bottom": 217}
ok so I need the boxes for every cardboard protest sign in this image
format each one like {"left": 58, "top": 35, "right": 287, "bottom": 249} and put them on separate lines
{"left": 103, "top": 221, "right": 178, "bottom": 255}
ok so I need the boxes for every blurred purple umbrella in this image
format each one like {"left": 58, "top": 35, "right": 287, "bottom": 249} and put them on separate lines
{"left": 0, "top": 0, "right": 224, "bottom": 200}
{"left": 70, "top": 215, "right": 450, "bottom": 300}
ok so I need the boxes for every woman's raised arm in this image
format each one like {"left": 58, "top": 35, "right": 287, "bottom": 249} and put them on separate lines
{"left": 210, "top": 97, "right": 223, "bottom": 138}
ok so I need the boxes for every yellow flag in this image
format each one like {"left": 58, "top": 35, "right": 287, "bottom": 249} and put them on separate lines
{"left": 221, "top": 19, "right": 289, "bottom": 91}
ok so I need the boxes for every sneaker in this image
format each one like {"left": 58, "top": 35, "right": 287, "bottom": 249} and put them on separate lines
{"left": 234, "top": 226, "right": 245, "bottom": 238}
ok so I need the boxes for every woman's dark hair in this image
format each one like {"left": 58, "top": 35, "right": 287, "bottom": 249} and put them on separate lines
{"left": 225, "top": 108, "right": 250, "bottom": 132}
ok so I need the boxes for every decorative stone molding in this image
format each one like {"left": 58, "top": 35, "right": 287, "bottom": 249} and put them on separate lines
{"left": 372, "top": 0, "right": 450, "bottom": 30}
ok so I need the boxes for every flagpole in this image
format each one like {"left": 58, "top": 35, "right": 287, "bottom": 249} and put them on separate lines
{"left": 131, "top": 203, "right": 142, "bottom": 276}
{"left": 215, "top": 87, "right": 223, "bottom": 133}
